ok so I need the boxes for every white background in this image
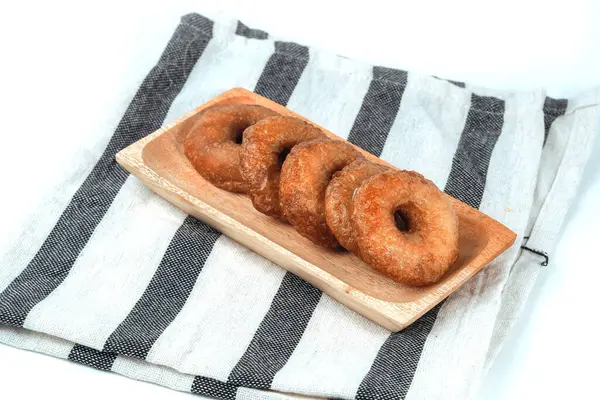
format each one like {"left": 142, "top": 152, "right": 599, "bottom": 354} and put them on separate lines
{"left": 0, "top": 1, "right": 599, "bottom": 399}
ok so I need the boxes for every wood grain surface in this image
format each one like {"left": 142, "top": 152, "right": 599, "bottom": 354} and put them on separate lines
{"left": 116, "top": 88, "right": 516, "bottom": 331}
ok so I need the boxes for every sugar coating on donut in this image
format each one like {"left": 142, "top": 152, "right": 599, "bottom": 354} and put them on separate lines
{"left": 241, "top": 116, "right": 324, "bottom": 220}
{"left": 325, "top": 159, "right": 388, "bottom": 254}
{"left": 183, "top": 104, "right": 278, "bottom": 192}
{"left": 280, "top": 139, "right": 363, "bottom": 248}
{"left": 352, "top": 170, "right": 459, "bottom": 286}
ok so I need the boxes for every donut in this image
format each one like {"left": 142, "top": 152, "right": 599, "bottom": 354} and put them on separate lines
{"left": 352, "top": 170, "right": 459, "bottom": 286}
{"left": 241, "top": 116, "right": 324, "bottom": 220}
{"left": 324, "top": 159, "right": 388, "bottom": 254}
{"left": 183, "top": 104, "right": 278, "bottom": 192}
{"left": 280, "top": 139, "right": 363, "bottom": 248}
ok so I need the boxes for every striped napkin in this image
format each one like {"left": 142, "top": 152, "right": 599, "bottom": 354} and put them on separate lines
{"left": 1, "top": 13, "right": 598, "bottom": 400}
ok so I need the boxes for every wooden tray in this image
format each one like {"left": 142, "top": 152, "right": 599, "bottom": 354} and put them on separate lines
{"left": 116, "top": 88, "right": 516, "bottom": 331}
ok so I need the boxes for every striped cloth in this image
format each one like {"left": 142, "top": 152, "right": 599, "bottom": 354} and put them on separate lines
{"left": 0, "top": 13, "right": 598, "bottom": 400}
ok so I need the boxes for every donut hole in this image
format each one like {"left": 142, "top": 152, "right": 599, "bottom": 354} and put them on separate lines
{"left": 278, "top": 148, "right": 291, "bottom": 168}
{"left": 231, "top": 122, "right": 252, "bottom": 145}
{"left": 393, "top": 209, "right": 410, "bottom": 232}
{"left": 233, "top": 128, "right": 245, "bottom": 144}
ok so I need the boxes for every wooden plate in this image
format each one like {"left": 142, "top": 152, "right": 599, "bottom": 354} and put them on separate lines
{"left": 116, "top": 88, "right": 516, "bottom": 331}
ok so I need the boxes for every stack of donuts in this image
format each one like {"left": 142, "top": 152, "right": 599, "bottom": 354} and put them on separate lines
{"left": 184, "top": 104, "right": 459, "bottom": 286}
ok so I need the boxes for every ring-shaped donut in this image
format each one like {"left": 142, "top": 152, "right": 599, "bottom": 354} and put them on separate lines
{"left": 183, "top": 104, "right": 278, "bottom": 192}
{"left": 352, "top": 170, "right": 459, "bottom": 286}
{"left": 325, "top": 159, "right": 388, "bottom": 254}
{"left": 280, "top": 139, "right": 363, "bottom": 248}
{"left": 241, "top": 116, "right": 324, "bottom": 220}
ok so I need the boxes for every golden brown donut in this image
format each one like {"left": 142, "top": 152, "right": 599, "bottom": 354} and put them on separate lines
{"left": 183, "top": 104, "right": 278, "bottom": 192}
{"left": 353, "top": 170, "right": 459, "bottom": 286}
{"left": 325, "top": 159, "right": 389, "bottom": 254}
{"left": 241, "top": 116, "right": 324, "bottom": 220}
{"left": 280, "top": 139, "right": 363, "bottom": 248}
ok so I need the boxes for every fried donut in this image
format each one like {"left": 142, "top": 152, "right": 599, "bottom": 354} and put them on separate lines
{"left": 353, "top": 170, "right": 459, "bottom": 286}
{"left": 280, "top": 139, "right": 363, "bottom": 248}
{"left": 183, "top": 104, "right": 278, "bottom": 192}
{"left": 325, "top": 159, "right": 388, "bottom": 254}
{"left": 241, "top": 116, "right": 324, "bottom": 220}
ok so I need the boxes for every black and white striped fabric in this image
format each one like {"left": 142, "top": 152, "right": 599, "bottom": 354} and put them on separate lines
{"left": 0, "top": 13, "right": 598, "bottom": 400}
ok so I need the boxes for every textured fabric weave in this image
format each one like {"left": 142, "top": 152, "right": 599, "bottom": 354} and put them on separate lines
{"left": 0, "top": 13, "right": 598, "bottom": 400}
